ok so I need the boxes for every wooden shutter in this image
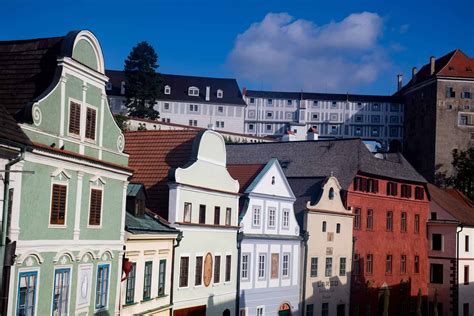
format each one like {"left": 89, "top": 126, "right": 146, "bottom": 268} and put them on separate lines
{"left": 50, "top": 184, "right": 67, "bottom": 225}
{"left": 89, "top": 189, "right": 102, "bottom": 225}
{"left": 85, "top": 108, "right": 96, "bottom": 140}
{"left": 69, "top": 102, "right": 81, "bottom": 135}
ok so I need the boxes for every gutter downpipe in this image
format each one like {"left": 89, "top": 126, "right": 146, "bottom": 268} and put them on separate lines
{"left": 170, "top": 230, "right": 183, "bottom": 315}
{"left": 455, "top": 224, "right": 464, "bottom": 315}
{"left": 301, "top": 229, "right": 309, "bottom": 315}
{"left": 0, "top": 148, "right": 25, "bottom": 316}
{"left": 236, "top": 232, "right": 243, "bottom": 316}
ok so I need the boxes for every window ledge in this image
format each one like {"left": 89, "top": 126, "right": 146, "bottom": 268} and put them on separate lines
{"left": 124, "top": 301, "right": 138, "bottom": 307}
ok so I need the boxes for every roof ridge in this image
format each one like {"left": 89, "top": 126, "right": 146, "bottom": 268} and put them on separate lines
{"left": 0, "top": 35, "right": 65, "bottom": 44}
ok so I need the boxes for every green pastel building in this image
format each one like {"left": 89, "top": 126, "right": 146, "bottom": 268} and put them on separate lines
{"left": 0, "top": 30, "right": 131, "bottom": 315}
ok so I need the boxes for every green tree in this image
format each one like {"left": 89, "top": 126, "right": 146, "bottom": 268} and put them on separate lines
{"left": 449, "top": 148, "right": 474, "bottom": 199}
{"left": 124, "top": 41, "right": 160, "bottom": 119}
{"left": 113, "top": 114, "right": 129, "bottom": 132}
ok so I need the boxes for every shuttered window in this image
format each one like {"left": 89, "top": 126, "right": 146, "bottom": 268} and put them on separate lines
{"left": 50, "top": 184, "right": 67, "bottom": 225}
{"left": 85, "top": 107, "right": 96, "bottom": 140}
{"left": 89, "top": 189, "right": 102, "bottom": 226}
{"left": 69, "top": 102, "right": 81, "bottom": 135}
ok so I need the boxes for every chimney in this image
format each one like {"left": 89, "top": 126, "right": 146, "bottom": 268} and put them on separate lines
{"left": 120, "top": 81, "right": 126, "bottom": 95}
{"left": 242, "top": 87, "right": 247, "bottom": 96}
{"left": 307, "top": 127, "right": 319, "bottom": 141}
{"left": 207, "top": 123, "right": 215, "bottom": 130}
{"left": 397, "top": 74, "right": 403, "bottom": 91}
{"left": 430, "top": 56, "right": 436, "bottom": 75}
{"left": 205, "top": 86, "right": 210, "bottom": 101}
{"left": 412, "top": 67, "right": 417, "bottom": 78}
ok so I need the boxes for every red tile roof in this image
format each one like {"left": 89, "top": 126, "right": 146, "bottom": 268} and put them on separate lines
{"left": 398, "top": 49, "right": 474, "bottom": 93}
{"left": 124, "top": 130, "right": 200, "bottom": 219}
{"left": 428, "top": 183, "right": 474, "bottom": 226}
{"left": 227, "top": 164, "right": 265, "bottom": 193}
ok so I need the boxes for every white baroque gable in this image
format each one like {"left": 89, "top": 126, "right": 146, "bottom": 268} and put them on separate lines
{"left": 249, "top": 159, "right": 295, "bottom": 199}
{"left": 173, "top": 130, "right": 239, "bottom": 193}
{"left": 306, "top": 176, "right": 348, "bottom": 213}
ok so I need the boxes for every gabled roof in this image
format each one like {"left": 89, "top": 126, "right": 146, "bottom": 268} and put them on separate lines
{"left": 245, "top": 90, "right": 402, "bottom": 103}
{"left": 226, "top": 139, "right": 426, "bottom": 189}
{"left": 227, "top": 163, "right": 266, "bottom": 193}
{"left": 127, "top": 183, "right": 146, "bottom": 197}
{"left": 124, "top": 130, "right": 200, "bottom": 219}
{"left": 428, "top": 183, "right": 474, "bottom": 226}
{"left": 397, "top": 49, "right": 474, "bottom": 94}
{"left": 0, "top": 103, "right": 31, "bottom": 146}
{"left": 106, "top": 70, "right": 247, "bottom": 106}
{"left": 125, "top": 211, "right": 178, "bottom": 235}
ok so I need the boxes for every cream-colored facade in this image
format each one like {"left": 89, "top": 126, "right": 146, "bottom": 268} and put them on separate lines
{"left": 304, "top": 176, "right": 353, "bottom": 316}
{"left": 168, "top": 130, "right": 240, "bottom": 315}
{"left": 122, "top": 231, "right": 178, "bottom": 315}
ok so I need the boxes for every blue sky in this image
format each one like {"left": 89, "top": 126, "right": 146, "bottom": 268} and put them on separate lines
{"left": 1, "top": 0, "right": 472, "bottom": 95}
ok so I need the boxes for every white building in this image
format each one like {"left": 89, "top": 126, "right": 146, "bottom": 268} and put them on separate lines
{"left": 227, "top": 158, "right": 301, "bottom": 316}
{"left": 243, "top": 89, "right": 404, "bottom": 147}
{"left": 106, "top": 70, "right": 247, "bottom": 134}
{"left": 304, "top": 176, "right": 353, "bottom": 316}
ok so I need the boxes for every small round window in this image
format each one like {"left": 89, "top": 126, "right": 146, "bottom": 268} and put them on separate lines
{"left": 329, "top": 187, "right": 335, "bottom": 200}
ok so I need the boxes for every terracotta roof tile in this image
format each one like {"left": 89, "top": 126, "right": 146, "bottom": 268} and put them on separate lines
{"left": 124, "top": 130, "right": 200, "bottom": 219}
{"left": 227, "top": 164, "right": 265, "bottom": 193}
{"left": 428, "top": 183, "right": 474, "bottom": 226}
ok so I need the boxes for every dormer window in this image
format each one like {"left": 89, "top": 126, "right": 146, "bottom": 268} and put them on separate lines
{"left": 135, "top": 198, "right": 145, "bottom": 217}
{"left": 329, "top": 187, "right": 334, "bottom": 200}
{"left": 217, "top": 89, "right": 223, "bottom": 98}
{"left": 106, "top": 82, "right": 112, "bottom": 90}
{"left": 188, "top": 87, "right": 199, "bottom": 96}
{"left": 164, "top": 85, "right": 171, "bottom": 95}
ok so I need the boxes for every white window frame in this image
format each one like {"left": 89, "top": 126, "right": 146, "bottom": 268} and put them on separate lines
{"left": 84, "top": 104, "right": 98, "bottom": 143}
{"left": 217, "top": 89, "right": 223, "bottom": 98}
{"left": 87, "top": 185, "right": 104, "bottom": 229}
{"left": 67, "top": 97, "right": 82, "bottom": 139}
{"left": 164, "top": 85, "right": 171, "bottom": 95}
{"left": 163, "top": 102, "right": 170, "bottom": 110}
{"left": 282, "top": 253, "right": 290, "bottom": 278}
{"left": 268, "top": 207, "right": 276, "bottom": 228}
{"left": 282, "top": 209, "right": 290, "bottom": 229}
{"left": 184, "top": 202, "right": 192, "bottom": 223}
{"left": 241, "top": 253, "right": 250, "bottom": 281}
{"left": 256, "top": 305, "right": 265, "bottom": 316}
{"left": 252, "top": 206, "right": 261, "bottom": 227}
{"left": 188, "top": 87, "right": 199, "bottom": 96}
{"left": 178, "top": 255, "right": 190, "bottom": 289}
{"left": 49, "top": 178, "right": 69, "bottom": 229}
{"left": 258, "top": 254, "right": 266, "bottom": 279}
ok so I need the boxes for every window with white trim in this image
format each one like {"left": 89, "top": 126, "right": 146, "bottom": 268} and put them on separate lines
{"left": 325, "top": 257, "right": 332, "bottom": 277}
{"left": 164, "top": 85, "right": 171, "bottom": 95}
{"left": 188, "top": 87, "right": 199, "bottom": 96}
{"left": 258, "top": 254, "right": 266, "bottom": 279}
{"left": 125, "top": 262, "right": 136, "bottom": 304}
{"left": 282, "top": 253, "right": 290, "bottom": 277}
{"left": 158, "top": 260, "right": 166, "bottom": 296}
{"left": 217, "top": 90, "right": 223, "bottom": 98}
{"left": 252, "top": 206, "right": 261, "bottom": 226}
{"left": 143, "top": 261, "right": 152, "bottom": 300}
{"left": 53, "top": 268, "right": 71, "bottom": 315}
{"left": 89, "top": 189, "right": 103, "bottom": 226}
{"left": 241, "top": 254, "right": 249, "bottom": 280}
{"left": 17, "top": 271, "right": 37, "bottom": 316}
{"left": 50, "top": 184, "right": 67, "bottom": 225}
{"left": 268, "top": 207, "right": 276, "bottom": 228}
{"left": 184, "top": 202, "right": 192, "bottom": 223}
{"left": 257, "top": 306, "right": 264, "bottom": 316}
{"left": 95, "top": 264, "right": 109, "bottom": 310}
{"left": 282, "top": 209, "right": 290, "bottom": 228}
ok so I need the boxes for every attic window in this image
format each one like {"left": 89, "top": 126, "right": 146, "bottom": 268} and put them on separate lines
{"left": 164, "top": 85, "right": 171, "bottom": 95}
{"left": 188, "top": 87, "right": 199, "bottom": 96}
{"left": 329, "top": 188, "right": 334, "bottom": 200}
{"left": 135, "top": 198, "right": 145, "bottom": 217}
{"left": 106, "top": 82, "right": 112, "bottom": 90}
{"left": 217, "top": 89, "right": 223, "bottom": 98}
{"left": 271, "top": 176, "right": 275, "bottom": 185}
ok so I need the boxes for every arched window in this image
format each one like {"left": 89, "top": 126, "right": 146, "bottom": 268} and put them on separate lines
{"left": 223, "top": 309, "right": 231, "bottom": 316}
{"left": 329, "top": 187, "right": 334, "bottom": 200}
{"left": 164, "top": 85, "right": 171, "bottom": 95}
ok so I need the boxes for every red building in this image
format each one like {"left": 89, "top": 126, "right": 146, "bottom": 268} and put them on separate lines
{"left": 349, "top": 175, "right": 429, "bottom": 315}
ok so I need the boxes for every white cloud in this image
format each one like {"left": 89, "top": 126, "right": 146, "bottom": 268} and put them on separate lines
{"left": 227, "top": 12, "right": 391, "bottom": 92}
